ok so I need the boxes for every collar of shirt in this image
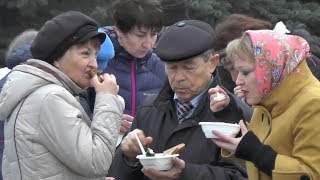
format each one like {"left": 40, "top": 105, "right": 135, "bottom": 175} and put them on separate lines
{"left": 173, "top": 76, "right": 214, "bottom": 120}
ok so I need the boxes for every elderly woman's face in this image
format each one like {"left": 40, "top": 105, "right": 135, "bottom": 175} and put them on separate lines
{"left": 54, "top": 39, "right": 100, "bottom": 89}
{"left": 234, "top": 54, "right": 261, "bottom": 105}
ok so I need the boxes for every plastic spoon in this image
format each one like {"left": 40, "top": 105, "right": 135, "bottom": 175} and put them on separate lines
{"left": 134, "top": 133, "right": 146, "bottom": 156}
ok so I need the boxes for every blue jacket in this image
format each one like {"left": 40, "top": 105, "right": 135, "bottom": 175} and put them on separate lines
{"left": 5, "top": 41, "right": 33, "bottom": 69}
{"left": 101, "top": 26, "right": 167, "bottom": 115}
{"left": 1, "top": 41, "right": 33, "bottom": 143}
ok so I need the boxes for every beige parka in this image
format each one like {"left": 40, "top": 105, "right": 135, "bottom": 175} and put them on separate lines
{"left": 0, "top": 59, "right": 125, "bottom": 180}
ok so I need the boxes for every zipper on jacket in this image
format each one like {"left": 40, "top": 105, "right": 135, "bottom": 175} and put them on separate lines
{"left": 130, "top": 58, "right": 137, "bottom": 116}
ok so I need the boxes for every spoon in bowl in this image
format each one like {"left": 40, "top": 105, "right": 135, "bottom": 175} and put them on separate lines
{"left": 134, "top": 133, "right": 146, "bottom": 156}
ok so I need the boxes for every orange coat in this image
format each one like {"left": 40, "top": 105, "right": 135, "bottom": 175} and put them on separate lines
{"left": 247, "top": 61, "right": 320, "bottom": 180}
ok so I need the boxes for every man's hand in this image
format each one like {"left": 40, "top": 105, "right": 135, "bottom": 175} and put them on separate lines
{"left": 208, "top": 85, "right": 230, "bottom": 112}
{"left": 121, "top": 129, "right": 153, "bottom": 159}
{"left": 141, "top": 157, "right": 185, "bottom": 180}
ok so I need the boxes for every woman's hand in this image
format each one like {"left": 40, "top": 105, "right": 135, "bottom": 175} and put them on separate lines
{"left": 120, "top": 114, "right": 134, "bottom": 135}
{"left": 91, "top": 73, "right": 119, "bottom": 95}
{"left": 211, "top": 120, "right": 248, "bottom": 154}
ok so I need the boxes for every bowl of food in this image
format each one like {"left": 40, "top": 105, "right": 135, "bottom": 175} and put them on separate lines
{"left": 136, "top": 144, "right": 185, "bottom": 171}
{"left": 199, "top": 122, "right": 240, "bottom": 138}
{"left": 136, "top": 153, "right": 179, "bottom": 170}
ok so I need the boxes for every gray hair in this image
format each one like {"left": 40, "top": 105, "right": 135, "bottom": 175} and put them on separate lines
{"left": 6, "top": 29, "right": 38, "bottom": 58}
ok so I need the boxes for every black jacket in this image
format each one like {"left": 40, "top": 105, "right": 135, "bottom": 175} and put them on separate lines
{"left": 108, "top": 72, "right": 248, "bottom": 180}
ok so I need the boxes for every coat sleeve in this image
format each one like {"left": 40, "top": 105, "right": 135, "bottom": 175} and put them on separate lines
{"left": 179, "top": 157, "right": 248, "bottom": 180}
{"left": 107, "top": 114, "right": 145, "bottom": 179}
{"left": 107, "top": 147, "right": 145, "bottom": 179}
{"left": 38, "top": 90, "right": 124, "bottom": 177}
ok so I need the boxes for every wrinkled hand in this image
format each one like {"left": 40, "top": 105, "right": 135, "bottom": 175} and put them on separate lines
{"left": 120, "top": 114, "right": 134, "bottom": 135}
{"left": 142, "top": 157, "right": 185, "bottom": 180}
{"left": 233, "top": 86, "right": 245, "bottom": 102}
{"left": 121, "top": 129, "right": 153, "bottom": 159}
{"left": 211, "top": 120, "right": 248, "bottom": 154}
{"left": 208, "top": 85, "right": 230, "bottom": 112}
{"left": 91, "top": 73, "right": 119, "bottom": 95}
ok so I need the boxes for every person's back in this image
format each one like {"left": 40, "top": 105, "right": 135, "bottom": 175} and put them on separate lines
{"left": 0, "top": 29, "right": 38, "bottom": 180}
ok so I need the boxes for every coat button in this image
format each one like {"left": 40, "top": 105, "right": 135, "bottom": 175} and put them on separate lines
{"left": 177, "top": 22, "right": 186, "bottom": 27}
{"left": 300, "top": 175, "right": 310, "bottom": 180}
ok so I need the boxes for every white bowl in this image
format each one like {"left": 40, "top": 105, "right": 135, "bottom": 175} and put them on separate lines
{"left": 136, "top": 153, "right": 179, "bottom": 170}
{"left": 199, "top": 122, "right": 240, "bottom": 138}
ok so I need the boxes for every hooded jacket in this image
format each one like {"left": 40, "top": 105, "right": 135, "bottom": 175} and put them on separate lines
{"left": 0, "top": 59, "right": 124, "bottom": 179}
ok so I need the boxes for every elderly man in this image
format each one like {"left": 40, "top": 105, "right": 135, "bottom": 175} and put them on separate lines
{"left": 108, "top": 20, "right": 248, "bottom": 180}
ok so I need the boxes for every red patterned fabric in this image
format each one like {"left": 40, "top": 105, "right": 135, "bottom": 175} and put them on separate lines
{"left": 246, "top": 30, "right": 310, "bottom": 98}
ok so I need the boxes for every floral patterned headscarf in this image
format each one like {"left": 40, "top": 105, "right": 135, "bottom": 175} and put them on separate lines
{"left": 245, "top": 30, "right": 310, "bottom": 98}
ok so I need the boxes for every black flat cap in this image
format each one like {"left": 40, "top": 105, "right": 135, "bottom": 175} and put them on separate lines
{"left": 31, "top": 11, "right": 105, "bottom": 63}
{"left": 155, "top": 20, "right": 215, "bottom": 62}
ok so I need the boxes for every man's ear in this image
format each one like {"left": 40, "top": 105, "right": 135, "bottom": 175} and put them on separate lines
{"left": 209, "top": 54, "right": 220, "bottom": 73}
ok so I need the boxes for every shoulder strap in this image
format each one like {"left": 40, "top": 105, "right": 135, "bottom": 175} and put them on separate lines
{"left": 25, "top": 61, "right": 64, "bottom": 84}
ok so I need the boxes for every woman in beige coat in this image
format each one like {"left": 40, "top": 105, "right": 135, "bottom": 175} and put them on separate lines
{"left": 209, "top": 30, "right": 320, "bottom": 180}
{"left": 0, "top": 11, "right": 124, "bottom": 179}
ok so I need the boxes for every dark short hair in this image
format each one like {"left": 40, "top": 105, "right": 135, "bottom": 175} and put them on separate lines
{"left": 113, "top": 0, "right": 164, "bottom": 33}
{"left": 214, "top": 13, "right": 272, "bottom": 51}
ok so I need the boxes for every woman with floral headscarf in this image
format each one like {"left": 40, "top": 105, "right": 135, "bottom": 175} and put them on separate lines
{"left": 208, "top": 30, "right": 320, "bottom": 180}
